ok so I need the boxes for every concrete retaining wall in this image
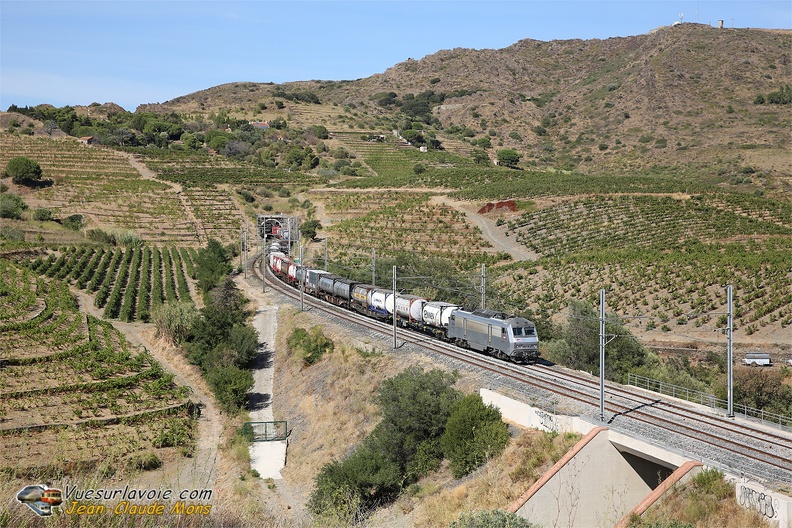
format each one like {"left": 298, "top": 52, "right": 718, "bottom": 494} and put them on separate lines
{"left": 480, "top": 388, "right": 595, "bottom": 435}
{"left": 734, "top": 479, "right": 792, "bottom": 528}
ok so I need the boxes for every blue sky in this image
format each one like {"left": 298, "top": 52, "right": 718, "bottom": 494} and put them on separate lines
{"left": 1, "top": 1, "right": 789, "bottom": 112}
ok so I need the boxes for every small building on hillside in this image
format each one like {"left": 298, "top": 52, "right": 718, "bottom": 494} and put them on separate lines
{"left": 78, "top": 136, "right": 95, "bottom": 145}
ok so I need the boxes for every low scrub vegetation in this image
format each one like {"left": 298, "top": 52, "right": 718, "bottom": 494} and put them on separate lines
{"left": 627, "top": 469, "right": 770, "bottom": 528}
{"left": 309, "top": 367, "right": 509, "bottom": 525}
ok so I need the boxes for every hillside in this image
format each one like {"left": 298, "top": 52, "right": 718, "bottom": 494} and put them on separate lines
{"left": 0, "top": 22, "right": 790, "bottom": 526}
{"left": 146, "top": 24, "right": 791, "bottom": 182}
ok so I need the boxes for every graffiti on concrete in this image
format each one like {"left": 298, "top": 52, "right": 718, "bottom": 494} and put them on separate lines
{"left": 535, "top": 409, "right": 557, "bottom": 432}
{"left": 739, "top": 485, "right": 778, "bottom": 519}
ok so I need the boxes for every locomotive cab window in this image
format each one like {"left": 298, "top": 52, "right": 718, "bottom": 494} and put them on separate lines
{"left": 512, "top": 326, "right": 536, "bottom": 336}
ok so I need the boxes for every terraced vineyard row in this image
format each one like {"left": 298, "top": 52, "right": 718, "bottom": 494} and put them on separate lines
{"left": 27, "top": 245, "right": 195, "bottom": 322}
{"left": 0, "top": 135, "right": 199, "bottom": 245}
{"left": 184, "top": 187, "right": 245, "bottom": 245}
{"left": 0, "top": 261, "right": 195, "bottom": 475}
{"left": 330, "top": 132, "right": 420, "bottom": 180}
{"left": 285, "top": 102, "right": 347, "bottom": 127}
{"left": 129, "top": 148, "right": 326, "bottom": 187}
{"left": 494, "top": 240, "right": 792, "bottom": 338}
{"left": 323, "top": 191, "right": 509, "bottom": 271}
{"left": 509, "top": 194, "right": 792, "bottom": 257}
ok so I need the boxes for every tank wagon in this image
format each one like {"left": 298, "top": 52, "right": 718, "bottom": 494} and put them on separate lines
{"left": 267, "top": 252, "right": 540, "bottom": 363}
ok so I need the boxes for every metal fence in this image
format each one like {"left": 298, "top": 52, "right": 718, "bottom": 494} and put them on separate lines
{"left": 627, "top": 373, "right": 792, "bottom": 433}
{"left": 242, "top": 421, "right": 289, "bottom": 442}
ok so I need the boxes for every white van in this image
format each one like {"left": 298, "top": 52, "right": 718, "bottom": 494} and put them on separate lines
{"left": 743, "top": 352, "right": 771, "bottom": 367}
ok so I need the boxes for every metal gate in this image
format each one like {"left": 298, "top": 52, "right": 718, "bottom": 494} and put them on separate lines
{"left": 242, "top": 421, "right": 289, "bottom": 442}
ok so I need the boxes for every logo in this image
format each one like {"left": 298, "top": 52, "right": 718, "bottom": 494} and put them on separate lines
{"left": 17, "top": 484, "right": 63, "bottom": 517}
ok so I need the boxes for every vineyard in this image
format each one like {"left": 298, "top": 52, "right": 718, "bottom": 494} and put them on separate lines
{"left": 0, "top": 135, "right": 200, "bottom": 245}
{"left": 0, "top": 260, "right": 195, "bottom": 476}
{"left": 494, "top": 241, "right": 792, "bottom": 339}
{"left": 183, "top": 187, "right": 245, "bottom": 245}
{"left": 330, "top": 131, "right": 473, "bottom": 185}
{"left": 486, "top": 193, "right": 792, "bottom": 339}
{"left": 320, "top": 191, "right": 509, "bottom": 271}
{"left": 26, "top": 244, "right": 196, "bottom": 323}
{"left": 128, "top": 147, "right": 327, "bottom": 188}
{"left": 509, "top": 193, "right": 792, "bottom": 256}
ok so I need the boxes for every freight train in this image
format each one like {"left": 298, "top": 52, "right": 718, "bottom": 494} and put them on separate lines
{"left": 267, "top": 251, "right": 540, "bottom": 363}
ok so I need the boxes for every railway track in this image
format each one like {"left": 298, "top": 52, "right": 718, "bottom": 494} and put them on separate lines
{"left": 252, "top": 256, "right": 792, "bottom": 489}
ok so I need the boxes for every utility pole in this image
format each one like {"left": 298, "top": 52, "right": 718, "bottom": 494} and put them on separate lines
{"left": 481, "top": 264, "right": 486, "bottom": 310}
{"left": 244, "top": 219, "right": 249, "bottom": 278}
{"left": 300, "top": 241, "right": 305, "bottom": 312}
{"left": 239, "top": 224, "right": 244, "bottom": 272}
{"left": 324, "top": 238, "right": 328, "bottom": 271}
{"left": 372, "top": 248, "right": 376, "bottom": 286}
{"left": 727, "top": 285, "right": 734, "bottom": 418}
{"left": 287, "top": 218, "right": 292, "bottom": 257}
{"left": 599, "top": 288, "right": 606, "bottom": 422}
{"left": 393, "top": 265, "right": 397, "bottom": 350}
{"left": 261, "top": 235, "right": 267, "bottom": 293}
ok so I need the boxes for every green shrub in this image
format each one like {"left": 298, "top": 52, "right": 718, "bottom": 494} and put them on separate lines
{"left": 286, "top": 325, "right": 334, "bottom": 365}
{"left": 62, "top": 214, "right": 84, "bottom": 231}
{"left": 309, "top": 441, "right": 401, "bottom": 523}
{"left": 128, "top": 451, "right": 162, "bottom": 471}
{"left": 206, "top": 365, "right": 253, "bottom": 412}
{"left": 0, "top": 193, "right": 27, "bottom": 219}
{"left": 32, "top": 208, "right": 53, "bottom": 221}
{"left": 441, "top": 394, "right": 510, "bottom": 478}
{"left": 237, "top": 189, "right": 256, "bottom": 202}
{"left": 450, "top": 510, "right": 539, "bottom": 528}
{"left": 117, "top": 231, "right": 142, "bottom": 246}
{"left": 151, "top": 300, "right": 199, "bottom": 344}
{"left": 86, "top": 228, "right": 117, "bottom": 245}
{"left": 0, "top": 226, "right": 25, "bottom": 241}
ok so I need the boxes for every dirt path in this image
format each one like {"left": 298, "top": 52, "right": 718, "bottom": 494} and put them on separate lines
{"left": 120, "top": 151, "right": 207, "bottom": 246}
{"left": 428, "top": 196, "right": 537, "bottom": 262}
{"left": 73, "top": 291, "right": 221, "bottom": 493}
{"left": 235, "top": 272, "right": 311, "bottom": 524}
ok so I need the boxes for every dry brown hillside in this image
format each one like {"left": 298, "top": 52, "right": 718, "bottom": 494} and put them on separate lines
{"left": 144, "top": 24, "right": 791, "bottom": 177}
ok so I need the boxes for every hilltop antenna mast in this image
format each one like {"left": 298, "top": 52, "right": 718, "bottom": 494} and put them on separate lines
{"left": 678, "top": 12, "right": 684, "bottom": 24}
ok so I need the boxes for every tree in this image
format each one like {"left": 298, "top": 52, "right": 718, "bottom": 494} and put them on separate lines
{"left": 194, "top": 239, "right": 232, "bottom": 293}
{"left": 496, "top": 149, "right": 522, "bottom": 168}
{"left": 413, "top": 162, "right": 427, "bottom": 175}
{"left": 62, "top": 214, "right": 84, "bottom": 231}
{"left": 299, "top": 219, "right": 322, "bottom": 241}
{"left": 180, "top": 132, "right": 203, "bottom": 150}
{"left": 441, "top": 393, "right": 509, "bottom": 478}
{"left": 44, "top": 120, "right": 59, "bottom": 137}
{"left": 553, "top": 300, "right": 648, "bottom": 382}
{"left": 401, "top": 129, "right": 425, "bottom": 146}
{"left": 471, "top": 149, "right": 490, "bottom": 165}
{"left": 373, "top": 366, "right": 460, "bottom": 469}
{"left": 5, "top": 156, "right": 43, "bottom": 184}
{"left": 730, "top": 366, "right": 792, "bottom": 414}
